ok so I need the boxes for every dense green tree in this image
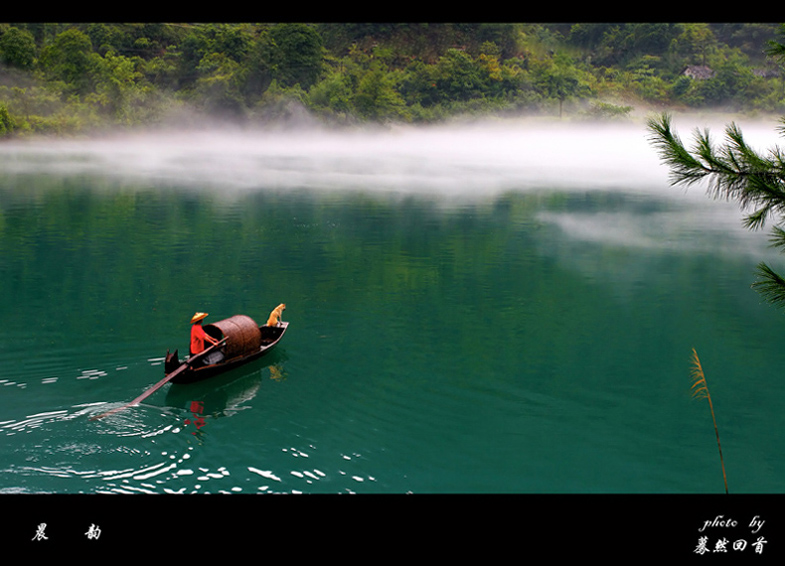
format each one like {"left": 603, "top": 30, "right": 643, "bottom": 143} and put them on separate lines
{"left": 85, "top": 23, "right": 126, "bottom": 56}
{"left": 90, "top": 49, "right": 146, "bottom": 122}
{"left": 171, "top": 24, "right": 253, "bottom": 94}
{"left": 0, "top": 26, "right": 36, "bottom": 69}
{"left": 268, "top": 23, "right": 324, "bottom": 89}
{"left": 307, "top": 67, "right": 354, "bottom": 118}
{"left": 240, "top": 29, "right": 277, "bottom": 99}
{"left": 531, "top": 52, "right": 592, "bottom": 117}
{"left": 193, "top": 52, "right": 245, "bottom": 117}
{"left": 669, "top": 23, "right": 718, "bottom": 66}
{"left": 38, "top": 29, "right": 95, "bottom": 95}
{"left": 399, "top": 59, "right": 440, "bottom": 107}
{"left": 626, "top": 23, "right": 680, "bottom": 55}
{"left": 174, "top": 30, "right": 210, "bottom": 89}
{"left": 201, "top": 23, "right": 253, "bottom": 63}
{"left": 433, "top": 48, "right": 485, "bottom": 102}
{"left": 648, "top": 113, "right": 785, "bottom": 308}
{"left": 139, "top": 48, "right": 181, "bottom": 90}
{"left": 0, "top": 102, "right": 15, "bottom": 134}
{"left": 353, "top": 61, "right": 408, "bottom": 121}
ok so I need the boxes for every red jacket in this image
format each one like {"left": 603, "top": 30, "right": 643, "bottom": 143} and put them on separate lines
{"left": 191, "top": 324, "right": 206, "bottom": 355}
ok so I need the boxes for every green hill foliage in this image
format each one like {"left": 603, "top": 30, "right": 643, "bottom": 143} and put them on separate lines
{"left": 0, "top": 23, "right": 784, "bottom": 136}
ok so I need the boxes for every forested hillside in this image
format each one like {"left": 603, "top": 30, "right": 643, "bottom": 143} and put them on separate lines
{"left": 0, "top": 22, "right": 783, "bottom": 136}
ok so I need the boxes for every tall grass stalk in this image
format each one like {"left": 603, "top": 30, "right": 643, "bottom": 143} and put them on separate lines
{"left": 690, "top": 348, "right": 729, "bottom": 494}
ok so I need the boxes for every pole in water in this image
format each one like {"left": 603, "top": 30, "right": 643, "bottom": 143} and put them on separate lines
{"left": 90, "top": 339, "right": 226, "bottom": 421}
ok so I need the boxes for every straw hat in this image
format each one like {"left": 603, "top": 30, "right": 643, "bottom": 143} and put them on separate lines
{"left": 191, "top": 312, "right": 208, "bottom": 324}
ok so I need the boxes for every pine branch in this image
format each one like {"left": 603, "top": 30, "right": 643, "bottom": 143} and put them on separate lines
{"left": 751, "top": 262, "right": 785, "bottom": 307}
{"left": 646, "top": 114, "right": 712, "bottom": 187}
{"left": 647, "top": 114, "right": 785, "bottom": 230}
{"left": 648, "top": 113, "right": 785, "bottom": 310}
{"left": 767, "top": 225, "right": 785, "bottom": 252}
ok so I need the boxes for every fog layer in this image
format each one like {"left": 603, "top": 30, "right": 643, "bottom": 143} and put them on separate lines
{"left": 2, "top": 117, "right": 781, "bottom": 200}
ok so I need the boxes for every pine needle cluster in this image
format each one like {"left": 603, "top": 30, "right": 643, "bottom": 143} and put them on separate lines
{"left": 647, "top": 113, "right": 785, "bottom": 307}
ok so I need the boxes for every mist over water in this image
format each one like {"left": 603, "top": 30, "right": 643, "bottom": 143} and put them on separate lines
{"left": 3, "top": 115, "right": 782, "bottom": 259}
{"left": 5, "top": 115, "right": 779, "bottom": 199}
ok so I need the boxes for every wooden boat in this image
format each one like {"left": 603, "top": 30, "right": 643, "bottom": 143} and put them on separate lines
{"left": 164, "top": 314, "right": 289, "bottom": 384}
{"left": 91, "top": 313, "right": 288, "bottom": 421}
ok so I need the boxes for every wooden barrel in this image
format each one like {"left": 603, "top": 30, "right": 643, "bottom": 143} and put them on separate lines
{"left": 204, "top": 315, "right": 262, "bottom": 358}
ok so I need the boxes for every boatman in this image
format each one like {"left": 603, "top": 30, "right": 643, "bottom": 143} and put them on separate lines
{"left": 190, "top": 312, "right": 220, "bottom": 356}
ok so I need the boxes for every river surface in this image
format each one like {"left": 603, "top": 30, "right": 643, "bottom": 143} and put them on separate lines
{"left": 2, "top": 117, "right": 785, "bottom": 501}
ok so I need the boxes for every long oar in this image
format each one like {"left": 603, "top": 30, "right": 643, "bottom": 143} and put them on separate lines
{"left": 91, "top": 338, "right": 227, "bottom": 421}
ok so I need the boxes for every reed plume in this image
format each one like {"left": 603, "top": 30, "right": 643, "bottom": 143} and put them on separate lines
{"left": 690, "top": 347, "right": 729, "bottom": 494}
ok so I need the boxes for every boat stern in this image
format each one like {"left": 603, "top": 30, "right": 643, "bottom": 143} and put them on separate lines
{"left": 165, "top": 349, "right": 181, "bottom": 374}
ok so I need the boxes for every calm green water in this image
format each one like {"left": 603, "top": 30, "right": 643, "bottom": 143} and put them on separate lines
{"left": 2, "top": 120, "right": 785, "bottom": 496}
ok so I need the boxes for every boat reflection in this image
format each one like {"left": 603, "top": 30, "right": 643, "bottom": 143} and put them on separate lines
{"left": 164, "top": 351, "right": 289, "bottom": 421}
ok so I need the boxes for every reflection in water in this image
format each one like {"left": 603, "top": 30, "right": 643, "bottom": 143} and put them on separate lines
{"left": 165, "top": 354, "right": 288, "bottom": 416}
{"left": 183, "top": 401, "right": 207, "bottom": 435}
